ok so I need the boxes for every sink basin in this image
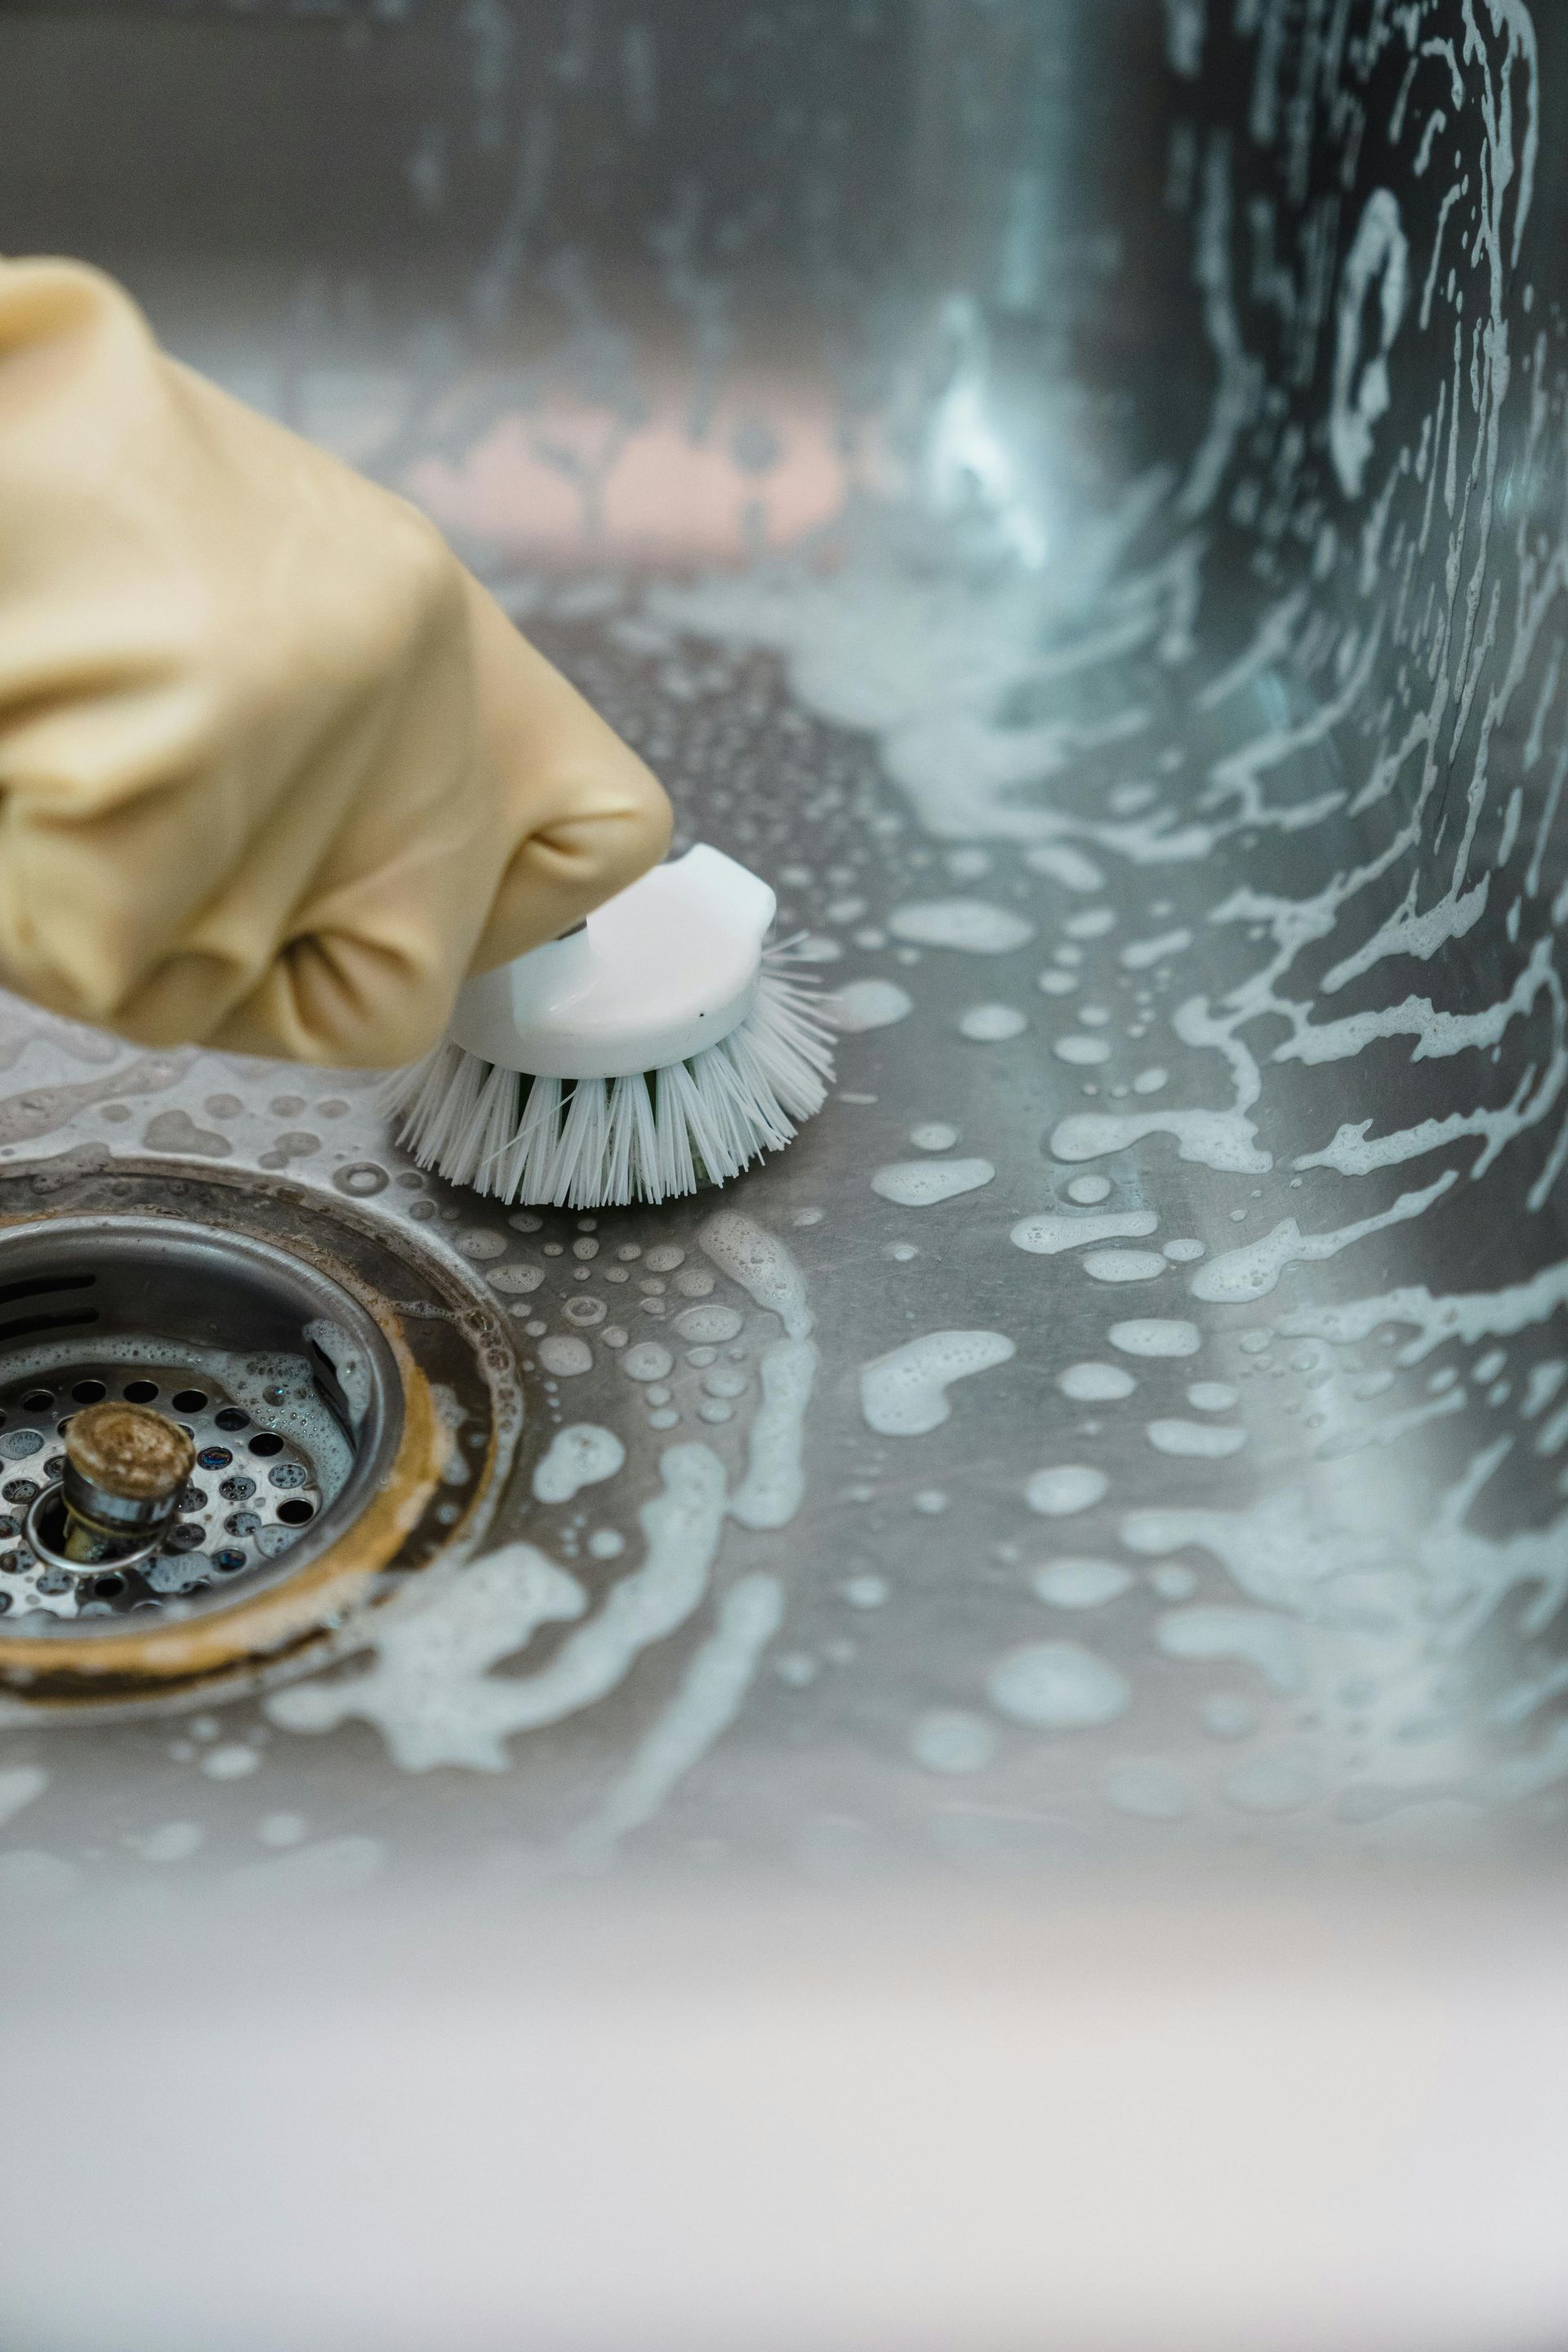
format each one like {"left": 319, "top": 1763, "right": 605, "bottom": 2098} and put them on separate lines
{"left": 1, "top": 5, "right": 1566, "bottom": 2345}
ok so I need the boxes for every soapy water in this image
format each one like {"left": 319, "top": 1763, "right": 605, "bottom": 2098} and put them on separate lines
{"left": 254, "top": 1213, "right": 817, "bottom": 1845}
{"left": 270, "top": 1446, "right": 729, "bottom": 1772}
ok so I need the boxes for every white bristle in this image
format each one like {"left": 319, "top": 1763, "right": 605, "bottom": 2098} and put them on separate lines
{"left": 383, "top": 946, "right": 836, "bottom": 1209}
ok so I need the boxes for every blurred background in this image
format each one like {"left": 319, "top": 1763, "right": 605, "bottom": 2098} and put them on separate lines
{"left": 2, "top": 2, "right": 1567, "bottom": 2345}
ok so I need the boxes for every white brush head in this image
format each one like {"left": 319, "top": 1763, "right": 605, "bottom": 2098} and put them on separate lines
{"left": 451, "top": 844, "right": 777, "bottom": 1079}
{"left": 384, "top": 846, "right": 836, "bottom": 1210}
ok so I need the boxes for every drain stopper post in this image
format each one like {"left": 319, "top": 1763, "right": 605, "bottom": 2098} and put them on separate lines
{"left": 47, "top": 1401, "right": 196, "bottom": 1570}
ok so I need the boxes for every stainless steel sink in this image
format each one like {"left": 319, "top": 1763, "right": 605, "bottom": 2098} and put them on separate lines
{"left": 2, "top": 5, "right": 1566, "bottom": 2345}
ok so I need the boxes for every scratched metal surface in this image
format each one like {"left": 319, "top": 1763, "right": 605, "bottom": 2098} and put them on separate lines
{"left": 0, "top": 0, "right": 1565, "bottom": 1900}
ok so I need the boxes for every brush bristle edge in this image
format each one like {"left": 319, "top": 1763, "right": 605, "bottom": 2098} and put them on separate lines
{"left": 383, "top": 947, "right": 836, "bottom": 1210}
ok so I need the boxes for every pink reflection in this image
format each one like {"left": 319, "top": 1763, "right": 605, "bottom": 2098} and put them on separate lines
{"left": 405, "top": 384, "right": 849, "bottom": 566}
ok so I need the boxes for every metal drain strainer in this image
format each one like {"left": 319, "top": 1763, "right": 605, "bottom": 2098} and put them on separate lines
{"left": 0, "top": 1214, "right": 398, "bottom": 1639}
{"left": 0, "top": 1359, "right": 334, "bottom": 1622}
{"left": 0, "top": 1165, "right": 519, "bottom": 1717}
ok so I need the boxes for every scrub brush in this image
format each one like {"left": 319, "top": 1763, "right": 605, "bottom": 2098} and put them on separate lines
{"left": 385, "top": 845, "right": 835, "bottom": 1209}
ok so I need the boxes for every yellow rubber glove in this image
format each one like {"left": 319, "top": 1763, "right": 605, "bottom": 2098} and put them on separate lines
{"left": 0, "top": 258, "right": 671, "bottom": 1067}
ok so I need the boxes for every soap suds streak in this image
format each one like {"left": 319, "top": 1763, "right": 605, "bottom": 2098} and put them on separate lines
{"left": 1147, "top": 1419, "right": 1247, "bottom": 1458}
{"left": 860, "top": 1330, "right": 1015, "bottom": 1437}
{"left": 268, "top": 1218, "right": 814, "bottom": 1817}
{"left": 1156, "top": 1606, "right": 1303, "bottom": 1691}
{"left": 570, "top": 1573, "right": 783, "bottom": 1860}
{"left": 700, "top": 1209, "right": 812, "bottom": 1340}
{"left": 1188, "top": 1174, "right": 1457, "bottom": 1303}
{"left": 875, "top": 1158, "right": 996, "bottom": 1208}
{"left": 270, "top": 1447, "right": 728, "bottom": 1771}
{"left": 700, "top": 1210, "right": 820, "bottom": 1530}
{"left": 1083, "top": 1250, "right": 1168, "bottom": 1284}
{"left": 731, "top": 1338, "right": 817, "bottom": 1528}
{"left": 1011, "top": 1209, "right": 1157, "bottom": 1255}
{"left": 1110, "top": 1320, "right": 1202, "bottom": 1357}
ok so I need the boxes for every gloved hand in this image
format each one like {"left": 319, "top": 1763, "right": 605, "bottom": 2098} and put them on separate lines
{"left": 0, "top": 258, "right": 671, "bottom": 1067}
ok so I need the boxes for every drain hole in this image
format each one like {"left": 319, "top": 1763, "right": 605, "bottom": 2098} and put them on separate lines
{"left": 122, "top": 1379, "right": 159, "bottom": 1404}
{"left": 198, "top": 1446, "right": 233, "bottom": 1471}
{"left": 70, "top": 1379, "right": 107, "bottom": 1405}
{"left": 0, "top": 1272, "right": 95, "bottom": 1307}
{"left": 214, "top": 1408, "right": 249, "bottom": 1432}
{"left": 20, "top": 1389, "right": 53, "bottom": 1411}
{"left": 0, "top": 1309, "right": 99, "bottom": 1344}
{"left": 276, "top": 1499, "right": 315, "bottom": 1526}
{"left": 171, "top": 1389, "right": 208, "bottom": 1413}
{"left": 248, "top": 1432, "right": 284, "bottom": 1458}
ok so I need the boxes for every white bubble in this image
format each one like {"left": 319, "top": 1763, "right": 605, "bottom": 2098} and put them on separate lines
{"left": 1053, "top": 1033, "right": 1113, "bottom": 1065}
{"left": 1025, "top": 1465, "right": 1108, "bottom": 1516}
{"left": 910, "top": 1709, "right": 999, "bottom": 1775}
{"left": 835, "top": 978, "right": 913, "bottom": 1031}
{"left": 1109, "top": 1320, "right": 1201, "bottom": 1357}
{"left": 1031, "top": 1559, "right": 1134, "bottom": 1608}
{"left": 987, "top": 1642, "right": 1129, "bottom": 1729}
{"left": 959, "top": 1003, "right": 1027, "bottom": 1041}
{"left": 888, "top": 900, "right": 1034, "bottom": 954}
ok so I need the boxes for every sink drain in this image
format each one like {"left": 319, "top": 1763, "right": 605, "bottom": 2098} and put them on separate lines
{"left": 0, "top": 1161, "right": 519, "bottom": 1717}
